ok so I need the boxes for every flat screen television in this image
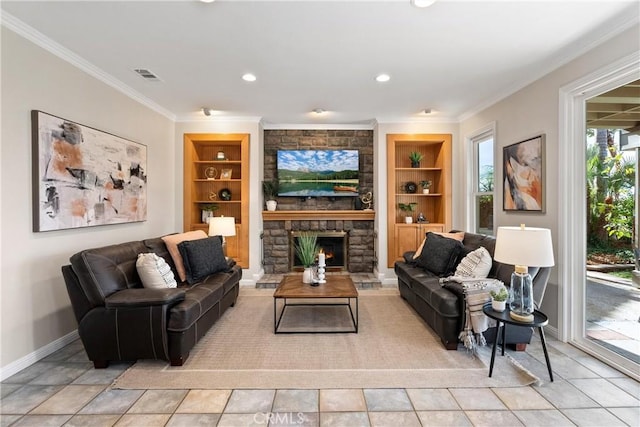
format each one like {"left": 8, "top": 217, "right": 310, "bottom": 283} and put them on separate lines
{"left": 277, "top": 149, "right": 359, "bottom": 197}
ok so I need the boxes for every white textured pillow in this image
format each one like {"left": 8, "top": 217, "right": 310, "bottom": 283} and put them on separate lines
{"left": 454, "top": 246, "right": 492, "bottom": 278}
{"left": 136, "top": 253, "right": 177, "bottom": 289}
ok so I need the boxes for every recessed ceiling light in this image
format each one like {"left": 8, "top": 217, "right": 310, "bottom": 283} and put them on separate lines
{"left": 411, "top": 0, "right": 436, "bottom": 8}
{"left": 375, "top": 74, "right": 391, "bottom": 83}
{"left": 242, "top": 73, "right": 257, "bottom": 82}
{"left": 312, "top": 108, "right": 325, "bottom": 114}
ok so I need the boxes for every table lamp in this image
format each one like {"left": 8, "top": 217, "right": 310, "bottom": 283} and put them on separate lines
{"left": 494, "top": 224, "right": 554, "bottom": 322}
{"left": 208, "top": 216, "right": 236, "bottom": 256}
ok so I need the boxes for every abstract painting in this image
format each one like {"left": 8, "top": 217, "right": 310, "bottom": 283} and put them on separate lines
{"left": 503, "top": 134, "right": 544, "bottom": 212}
{"left": 32, "top": 110, "right": 147, "bottom": 231}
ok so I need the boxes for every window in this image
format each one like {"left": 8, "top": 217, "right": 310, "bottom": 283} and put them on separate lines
{"left": 470, "top": 127, "right": 495, "bottom": 235}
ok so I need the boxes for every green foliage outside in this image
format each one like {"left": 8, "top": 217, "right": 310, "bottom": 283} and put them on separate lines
{"left": 586, "top": 129, "right": 636, "bottom": 264}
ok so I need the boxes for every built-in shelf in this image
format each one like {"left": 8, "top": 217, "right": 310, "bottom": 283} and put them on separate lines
{"left": 262, "top": 210, "right": 375, "bottom": 221}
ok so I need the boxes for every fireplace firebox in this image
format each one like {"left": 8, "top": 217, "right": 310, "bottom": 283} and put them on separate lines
{"left": 290, "top": 231, "right": 348, "bottom": 271}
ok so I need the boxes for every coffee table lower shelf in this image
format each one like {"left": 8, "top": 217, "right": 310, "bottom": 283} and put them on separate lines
{"left": 273, "top": 297, "right": 359, "bottom": 334}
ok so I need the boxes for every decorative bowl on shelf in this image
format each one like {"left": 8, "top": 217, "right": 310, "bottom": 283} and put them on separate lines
{"left": 219, "top": 188, "right": 232, "bottom": 201}
{"left": 404, "top": 181, "right": 417, "bottom": 194}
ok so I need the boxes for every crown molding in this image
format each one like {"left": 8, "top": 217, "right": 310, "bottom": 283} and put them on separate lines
{"left": 261, "top": 122, "right": 376, "bottom": 130}
{"left": 458, "top": 5, "right": 639, "bottom": 123}
{"left": 175, "top": 115, "right": 263, "bottom": 123}
{"left": 1, "top": 12, "right": 176, "bottom": 121}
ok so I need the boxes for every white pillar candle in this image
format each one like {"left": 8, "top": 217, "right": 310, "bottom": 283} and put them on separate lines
{"left": 318, "top": 252, "right": 325, "bottom": 266}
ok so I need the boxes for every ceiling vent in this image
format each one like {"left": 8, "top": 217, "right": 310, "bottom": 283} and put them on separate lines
{"left": 133, "top": 68, "right": 161, "bottom": 82}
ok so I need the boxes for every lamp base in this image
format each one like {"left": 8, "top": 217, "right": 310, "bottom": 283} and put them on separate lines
{"left": 509, "top": 311, "right": 534, "bottom": 323}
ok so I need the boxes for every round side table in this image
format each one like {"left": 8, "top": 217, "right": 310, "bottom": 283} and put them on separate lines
{"left": 482, "top": 303, "right": 554, "bottom": 382}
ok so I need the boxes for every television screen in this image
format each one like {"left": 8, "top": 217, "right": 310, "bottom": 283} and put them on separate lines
{"left": 277, "top": 149, "right": 359, "bottom": 197}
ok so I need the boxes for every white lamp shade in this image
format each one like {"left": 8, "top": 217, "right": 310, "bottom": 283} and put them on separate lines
{"left": 494, "top": 226, "right": 554, "bottom": 267}
{"left": 208, "top": 216, "right": 236, "bottom": 237}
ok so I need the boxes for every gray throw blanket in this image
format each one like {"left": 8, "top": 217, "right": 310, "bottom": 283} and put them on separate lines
{"left": 440, "top": 277, "right": 504, "bottom": 353}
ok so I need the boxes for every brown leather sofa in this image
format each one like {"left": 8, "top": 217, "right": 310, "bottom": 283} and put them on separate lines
{"left": 62, "top": 236, "right": 241, "bottom": 368}
{"left": 394, "top": 231, "right": 550, "bottom": 350}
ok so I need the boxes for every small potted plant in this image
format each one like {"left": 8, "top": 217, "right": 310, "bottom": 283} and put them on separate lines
{"left": 419, "top": 180, "right": 432, "bottom": 194}
{"left": 490, "top": 287, "right": 509, "bottom": 312}
{"left": 409, "top": 151, "right": 423, "bottom": 168}
{"left": 201, "top": 203, "right": 219, "bottom": 224}
{"left": 295, "top": 232, "right": 319, "bottom": 284}
{"left": 262, "top": 180, "right": 279, "bottom": 211}
{"left": 398, "top": 202, "right": 417, "bottom": 224}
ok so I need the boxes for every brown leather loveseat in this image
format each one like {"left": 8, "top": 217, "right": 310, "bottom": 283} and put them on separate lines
{"left": 394, "top": 231, "right": 550, "bottom": 350}
{"left": 62, "top": 234, "right": 241, "bottom": 368}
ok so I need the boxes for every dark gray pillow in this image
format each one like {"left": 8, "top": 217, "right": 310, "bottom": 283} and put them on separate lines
{"left": 178, "top": 236, "right": 229, "bottom": 284}
{"left": 415, "top": 232, "right": 463, "bottom": 276}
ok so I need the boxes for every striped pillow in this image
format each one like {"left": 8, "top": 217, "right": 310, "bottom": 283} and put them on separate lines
{"left": 454, "top": 246, "right": 492, "bottom": 278}
{"left": 136, "top": 253, "right": 177, "bottom": 289}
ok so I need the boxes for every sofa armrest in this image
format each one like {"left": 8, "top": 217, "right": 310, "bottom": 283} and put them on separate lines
{"left": 105, "top": 288, "right": 185, "bottom": 308}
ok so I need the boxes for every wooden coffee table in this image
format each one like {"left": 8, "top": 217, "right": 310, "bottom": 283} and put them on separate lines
{"left": 273, "top": 275, "right": 359, "bottom": 334}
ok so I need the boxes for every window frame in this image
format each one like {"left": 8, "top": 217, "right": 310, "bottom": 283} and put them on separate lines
{"left": 467, "top": 123, "right": 496, "bottom": 235}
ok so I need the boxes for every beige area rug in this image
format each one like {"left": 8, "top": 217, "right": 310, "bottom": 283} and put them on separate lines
{"left": 114, "top": 288, "right": 538, "bottom": 389}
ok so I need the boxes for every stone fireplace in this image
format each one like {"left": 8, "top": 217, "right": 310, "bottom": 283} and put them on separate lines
{"left": 261, "top": 129, "right": 375, "bottom": 274}
{"left": 290, "top": 231, "right": 348, "bottom": 271}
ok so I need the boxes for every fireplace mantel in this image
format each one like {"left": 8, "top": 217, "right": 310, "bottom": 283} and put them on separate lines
{"left": 262, "top": 210, "right": 375, "bottom": 221}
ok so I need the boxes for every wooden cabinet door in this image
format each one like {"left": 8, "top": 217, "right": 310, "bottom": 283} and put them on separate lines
{"left": 394, "top": 225, "right": 421, "bottom": 261}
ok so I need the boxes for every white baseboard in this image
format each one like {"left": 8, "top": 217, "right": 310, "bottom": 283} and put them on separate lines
{"left": 0, "top": 330, "right": 79, "bottom": 382}
{"left": 240, "top": 278, "right": 257, "bottom": 287}
{"left": 382, "top": 278, "right": 399, "bottom": 287}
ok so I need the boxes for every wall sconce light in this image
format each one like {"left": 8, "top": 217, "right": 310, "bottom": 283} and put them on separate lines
{"left": 202, "top": 108, "right": 213, "bottom": 116}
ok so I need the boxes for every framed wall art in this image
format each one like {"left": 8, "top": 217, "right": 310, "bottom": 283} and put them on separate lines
{"left": 32, "top": 110, "right": 147, "bottom": 232}
{"left": 503, "top": 134, "right": 544, "bottom": 212}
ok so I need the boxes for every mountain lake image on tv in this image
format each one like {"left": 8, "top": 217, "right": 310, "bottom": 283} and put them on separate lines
{"left": 277, "top": 150, "right": 359, "bottom": 197}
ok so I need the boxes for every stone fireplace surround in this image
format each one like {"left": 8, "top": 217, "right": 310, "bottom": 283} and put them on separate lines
{"left": 262, "top": 130, "right": 375, "bottom": 274}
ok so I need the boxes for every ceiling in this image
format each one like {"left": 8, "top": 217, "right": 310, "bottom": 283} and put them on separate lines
{"left": 2, "top": 0, "right": 638, "bottom": 125}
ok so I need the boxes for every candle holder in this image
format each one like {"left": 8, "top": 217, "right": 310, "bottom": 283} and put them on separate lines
{"left": 317, "top": 264, "right": 326, "bottom": 284}
{"left": 317, "top": 252, "right": 327, "bottom": 284}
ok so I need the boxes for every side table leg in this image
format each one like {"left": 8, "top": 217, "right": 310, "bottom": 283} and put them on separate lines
{"left": 538, "top": 326, "right": 554, "bottom": 382}
{"left": 501, "top": 322, "right": 506, "bottom": 356}
{"left": 489, "top": 321, "right": 501, "bottom": 377}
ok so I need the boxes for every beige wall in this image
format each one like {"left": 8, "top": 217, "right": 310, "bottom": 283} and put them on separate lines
{"left": 459, "top": 24, "right": 640, "bottom": 329}
{"left": 0, "top": 28, "right": 176, "bottom": 375}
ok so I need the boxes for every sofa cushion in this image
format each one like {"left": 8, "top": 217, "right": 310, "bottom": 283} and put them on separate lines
{"left": 178, "top": 236, "right": 229, "bottom": 285}
{"left": 136, "top": 253, "right": 178, "bottom": 289}
{"left": 415, "top": 232, "right": 463, "bottom": 276}
{"left": 454, "top": 246, "right": 492, "bottom": 278}
{"left": 413, "top": 231, "right": 465, "bottom": 260}
{"left": 162, "top": 230, "right": 208, "bottom": 282}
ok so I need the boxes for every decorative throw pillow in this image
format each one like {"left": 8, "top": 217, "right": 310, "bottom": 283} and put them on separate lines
{"left": 162, "top": 230, "right": 208, "bottom": 282}
{"left": 178, "top": 236, "right": 229, "bottom": 285}
{"left": 136, "top": 253, "right": 177, "bottom": 289}
{"left": 454, "top": 246, "right": 492, "bottom": 278}
{"left": 413, "top": 231, "right": 465, "bottom": 260}
{"left": 415, "top": 232, "right": 463, "bottom": 276}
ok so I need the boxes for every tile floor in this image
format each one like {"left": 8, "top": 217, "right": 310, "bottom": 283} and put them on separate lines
{"left": 1, "top": 333, "right": 639, "bottom": 426}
